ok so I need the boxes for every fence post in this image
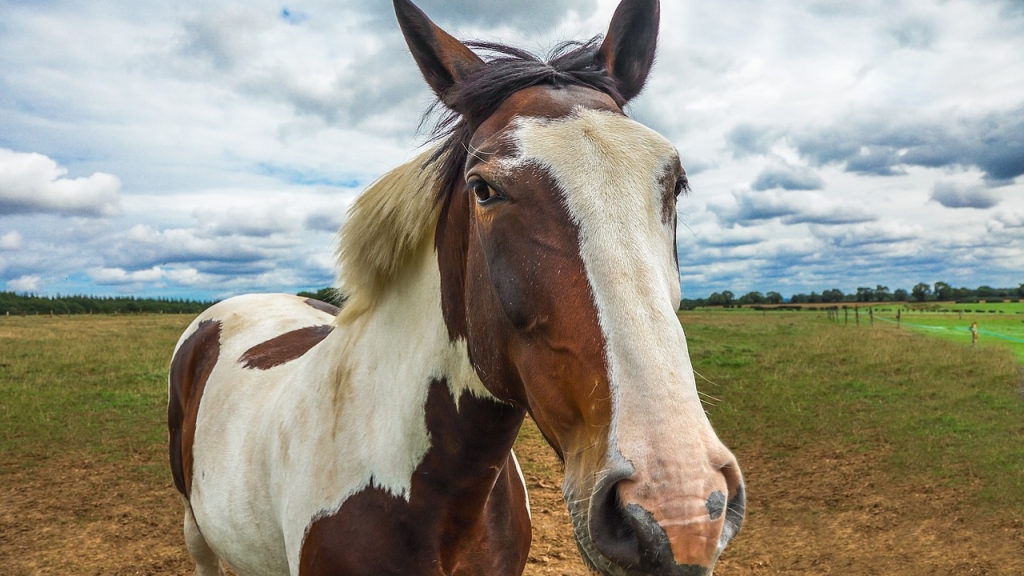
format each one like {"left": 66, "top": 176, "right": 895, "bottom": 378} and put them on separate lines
{"left": 869, "top": 307, "right": 874, "bottom": 326}
{"left": 855, "top": 307, "right": 860, "bottom": 326}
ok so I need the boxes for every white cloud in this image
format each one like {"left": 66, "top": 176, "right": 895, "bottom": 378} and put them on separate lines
{"left": 7, "top": 275, "right": 41, "bottom": 293}
{"left": 0, "top": 149, "right": 121, "bottom": 217}
{"left": 89, "top": 266, "right": 165, "bottom": 285}
{"left": 0, "top": 231, "right": 23, "bottom": 250}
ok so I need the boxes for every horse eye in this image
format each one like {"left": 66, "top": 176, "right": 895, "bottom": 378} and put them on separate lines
{"left": 674, "top": 176, "right": 688, "bottom": 197}
{"left": 469, "top": 179, "right": 500, "bottom": 204}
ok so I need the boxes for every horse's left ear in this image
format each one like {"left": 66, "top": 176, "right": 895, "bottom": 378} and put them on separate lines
{"left": 598, "top": 0, "right": 660, "bottom": 103}
{"left": 394, "top": 0, "right": 484, "bottom": 108}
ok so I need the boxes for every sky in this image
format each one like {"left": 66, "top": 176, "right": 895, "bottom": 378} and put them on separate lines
{"left": 1, "top": 0, "right": 1022, "bottom": 301}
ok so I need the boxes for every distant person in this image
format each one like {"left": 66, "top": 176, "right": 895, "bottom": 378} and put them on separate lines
{"left": 970, "top": 321, "right": 979, "bottom": 347}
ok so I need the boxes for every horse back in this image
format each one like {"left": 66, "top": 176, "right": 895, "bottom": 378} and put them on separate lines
{"left": 168, "top": 293, "right": 340, "bottom": 500}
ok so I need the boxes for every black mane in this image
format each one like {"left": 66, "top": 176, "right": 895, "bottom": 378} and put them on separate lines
{"left": 424, "top": 37, "right": 623, "bottom": 200}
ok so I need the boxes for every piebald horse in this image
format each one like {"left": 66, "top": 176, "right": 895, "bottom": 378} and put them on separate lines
{"left": 167, "top": 1, "right": 745, "bottom": 574}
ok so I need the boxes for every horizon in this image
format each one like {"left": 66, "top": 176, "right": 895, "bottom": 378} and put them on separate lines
{"left": 2, "top": 0, "right": 1023, "bottom": 301}
{"left": 5, "top": 280, "right": 1022, "bottom": 305}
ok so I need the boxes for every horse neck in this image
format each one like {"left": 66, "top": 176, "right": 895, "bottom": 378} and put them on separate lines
{"left": 324, "top": 234, "right": 525, "bottom": 495}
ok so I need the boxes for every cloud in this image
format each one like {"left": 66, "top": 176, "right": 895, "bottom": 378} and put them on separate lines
{"left": 305, "top": 212, "right": 345, "bottom": 233}
{"left": 710, "top": 190, "right": 798, "bottom": 224}
{"left": 782, "top": 207, "right": 876, "bottom": 226}
{"left": 100, "top": 224, "right": 287, "bottom": 270}
{"left": 726, "top": 124, "right": 777, "bottom": 159}
{"left": 175, "top": 9, "right": 426, "bottom": 136}
{"left": 7, "top": 275, "right": 41, "bottom": 293}
{"left": 0, "top": 149, "right": 121, "bottom": 217}
{"left": 89, "top": 266, "right": 165, "bottom": 285}
{"left": 931, "top": 181, "right": 1000, "bottom": 209}
{"left": 0, "top": 231, "right": 23, "bottom": 250}
{"left": 752, "top": 162, "right": 825, "bottom": 191}
{"left": 888, "top": 18, "right": 937, "bottom": 50}
{"left": 363, "top": 0, "right": 598, "bottom": 31}
{"left": 693, "top": 225, "right": 768, "bottom": 248}
{"left": 812, "top": 221, "right": 921, "bottom": 249}
{"left": 193, "top": 205, "right": 305, "bottom": 238}
{"left": 994, "top": 212, "right": 1024, "bottom": 228}
{"left": 709, "top": 189, "right": 876, "bottom": 227}
{"left": 791, "top": 105, "right": 1024, "bottom": 182}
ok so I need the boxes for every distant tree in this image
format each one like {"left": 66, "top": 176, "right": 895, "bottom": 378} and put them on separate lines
{"left": 790, "top": 293, "right": 809, "bottom": 304}
{"left": 856, "top": 287, "right": 875, "bottom": 302}
{"left": 0, "top": 292, "right": 212, "bottom": 315}
{"left": 765, "top": 291, "right": 783, "bottom": 304}
{"left": 822, "top": 288, "right": 844, "bottom": 303}
{"left": 721, "top": 290, "right": 735, "bottom": 307}
{"left": 739, "top": 291, "right": 764, "bottom": 305}
{"left": 933, "top": 281, "right": 953, "bottom": 301}
{"left": 707, "top": 292, "right": 725, "bottom": 306}
{"left": 976, "top": 285, "right": 997, "bottom": 299}
{"left": 912, "top": 282, "right": 931, "bottom": 302}
{"left": 874, "top": 285, "right": 891, "bottom": 302}
{"left": 893, "top": 288, "right": 909, "bottom": 301}
{"left": 1018, "top": 284, "right": 1024, "bottom": 298}
{"left": 808, "top": 291, "right": 821, "bottom": 303}
{"left": 953, "top": 286, "right": 973, "bottom": 300}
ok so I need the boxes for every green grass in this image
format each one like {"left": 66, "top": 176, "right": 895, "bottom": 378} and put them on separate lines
{"left": 684, "top": 310, "right": 1024, "bottom": 512}
{"left": 869, "top": 306, "right": 1024, "bottom": 362}
{"left": 0, "top": 314, "right": 193, "bottom": 476}
{"left": 2, "top": 311, "right": 1022, "bottom": 517}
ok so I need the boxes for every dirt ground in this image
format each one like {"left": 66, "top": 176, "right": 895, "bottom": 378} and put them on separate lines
{"left": 2, "top": 419, "right": 1022, "bottom": 575}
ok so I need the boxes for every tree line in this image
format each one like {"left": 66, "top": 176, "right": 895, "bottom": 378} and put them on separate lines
{"left": 1, "top": 288, "right": 346, "bottom": 316}
{"left": 0, "top": 292, "right": 215, "bottom": 315}
{"left": 682, "top": 282, "right": 1024, "bottom": 309}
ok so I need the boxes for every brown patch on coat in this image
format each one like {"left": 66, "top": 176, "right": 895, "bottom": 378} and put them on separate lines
{"left": 298, "top": 380, "right": 529, "bottom": 576}
{"left": 168, "top": 319, "right": 222, "bottom": 498}
{"left": 304, "top": 298, "right": 340, "bottom": 316}
{"left": 238, "top": 325, "right": 334, "bottom": 371}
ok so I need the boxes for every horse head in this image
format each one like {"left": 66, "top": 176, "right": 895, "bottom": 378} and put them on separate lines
{"left": 395, "top": 0, "right": 745, "bottom": 573}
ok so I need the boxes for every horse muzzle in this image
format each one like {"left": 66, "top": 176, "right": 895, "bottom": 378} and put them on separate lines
{"left": 568, "top": 458, "right": 745, "bottom": 576}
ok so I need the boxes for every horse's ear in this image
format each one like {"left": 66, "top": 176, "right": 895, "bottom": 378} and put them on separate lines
{"left": 394, "top": 0, "right": 484, "bottom": 108}
{"left": 598, "top": 0, "right": 660, "bottom": 103}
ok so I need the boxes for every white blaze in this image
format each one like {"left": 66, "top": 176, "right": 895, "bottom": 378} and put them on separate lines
{"left": 512, "top": 108, "right": 712, "bottom": 472}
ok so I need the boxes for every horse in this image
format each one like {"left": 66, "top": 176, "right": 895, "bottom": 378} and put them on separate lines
{"left": 167, "top": 0, "right": 745, "bottom": 574}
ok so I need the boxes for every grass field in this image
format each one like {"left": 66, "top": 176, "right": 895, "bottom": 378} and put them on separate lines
{"left": 871, "top": 303, "right": 1024, "bottom": 362}
{"left": 682, "top": 309, "right": 1024, "bottom": 507}
{"left": 0, "top": 314, "right": 186, "bottom": 469}
{"left": 2, "top": 312, "right": 1023, "bottom": 574}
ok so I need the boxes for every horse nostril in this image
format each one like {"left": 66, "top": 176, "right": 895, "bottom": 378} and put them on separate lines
{"left": 591, "top": 479, "right": 712, "bottom": 573}
{"left": 590, "top": 477, "right": 641, "bottom": 566}
{"left": 587, "top": 467, "right": 737, "bottom": 574}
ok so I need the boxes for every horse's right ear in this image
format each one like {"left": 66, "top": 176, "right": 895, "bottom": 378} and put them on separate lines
{"left": 394, "top": 0, "right": 484, "bottom": 108}
{"left": 598, "top": 0, "right": 660, "bottom": 103}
